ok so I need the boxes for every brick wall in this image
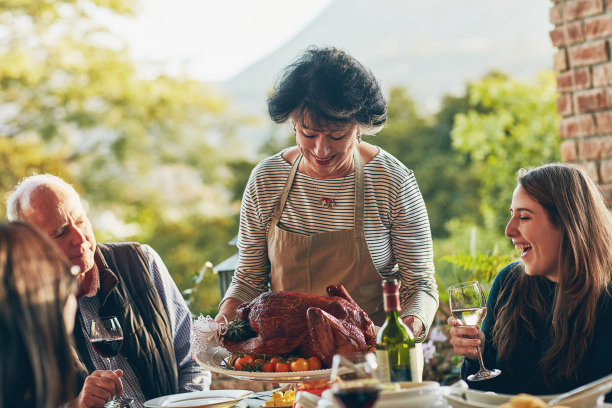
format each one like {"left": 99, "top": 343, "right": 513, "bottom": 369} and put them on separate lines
{"left": 551, "top": 0, "right": 612, "bottom": 205}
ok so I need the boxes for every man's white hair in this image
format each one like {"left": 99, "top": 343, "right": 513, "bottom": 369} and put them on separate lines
{"left": 6, "top": 174, "right": 79, "bottom": 221}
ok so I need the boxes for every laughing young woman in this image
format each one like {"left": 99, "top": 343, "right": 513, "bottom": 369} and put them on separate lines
{"left": 448, "top": 163, "right": 612, "bottom": 401}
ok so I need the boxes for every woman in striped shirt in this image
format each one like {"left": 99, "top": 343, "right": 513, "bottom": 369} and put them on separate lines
{"left": 216, "top": 46, "right": 438, "bottom": 340}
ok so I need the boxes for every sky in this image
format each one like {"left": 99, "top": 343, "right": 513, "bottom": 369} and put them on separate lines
{"left": 95, "top": 0, "right": 333, "bottom": 82}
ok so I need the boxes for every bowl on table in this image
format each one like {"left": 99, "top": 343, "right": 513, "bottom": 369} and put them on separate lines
{"left": 320, "top": 381, "right": 441, "bottom": 408}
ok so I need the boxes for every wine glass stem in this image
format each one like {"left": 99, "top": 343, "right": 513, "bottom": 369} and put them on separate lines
{"left": 475, "top": 347, "right": 488, "bottom": 372}
{"left": 107, "top": 357, "right": 113, "bottom": 372}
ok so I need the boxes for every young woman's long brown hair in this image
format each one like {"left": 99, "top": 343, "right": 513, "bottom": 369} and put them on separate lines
{"left": 491, "top": 163, "right": 612, "bottom": 384}
{"left": 0, "top": 222, "right": 77, "bottom": 408}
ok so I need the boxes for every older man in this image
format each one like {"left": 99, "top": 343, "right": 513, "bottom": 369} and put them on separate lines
{"left": 7, "top": 174, "right": 210, "bottom": 408}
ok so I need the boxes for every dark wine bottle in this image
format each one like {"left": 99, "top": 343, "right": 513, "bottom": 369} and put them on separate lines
{"left": 375, "top": 279, "right": 416, "bottom": 382}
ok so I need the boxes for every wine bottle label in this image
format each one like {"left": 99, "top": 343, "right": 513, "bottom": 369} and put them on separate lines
{"left": 375, "top": 349, "right": 391, "bottom": 383}
{"left": 375, "top": 348, "right": 412, "bottom": 383}
{"left": 410, "top": 346, "right": 420, "bottom": 382}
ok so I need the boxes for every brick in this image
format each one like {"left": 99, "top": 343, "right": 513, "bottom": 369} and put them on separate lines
{"left": 560, "top": 114, "right": 596, "bottom": 137}
{"left": 593, "top": 62, "right": 612, "bottom": 86}
{"left": 596, "top": 111, "right": 612, "bottom": 132}
{"left": 561, "top": 139, "right": 578, "bottom": 161}
{"left": 585, "top": 14, "right": 612, "bottom": 39}
{"left": 558, "top": 93, "right": 574, "bottom": 115}
{"left": 602, "top": 136, "right": 612, "bottom": 157}
{"left": 564, "top": 0, "right": 605, "bottom": 22}
{"left": 598, "top": 183, "right": 612, "bottom": 206}
{"left": 556, "top": 68, "right": 592, "bottom": 91}
{"left": 600, "top": 186, "right": 612, "bottom": 210}
{"left": 574, "top": 88, "right": 610, "bottom": 112}
{"left": 600, "top": 159, "right": 612, "bottom": 182}
{"left": 550, "top": 28, "right": 566, "bottom": 47}
{"left": 551, "top": 4, "right": 564, "bottom": 25}
{"left": 550, "top": 22, "right": 585, "bottom": 46}
{"left": 582, "top": 136, "right": 604, "bottom": 158}
{"left": 554, "top": 49, "right": 569, "bottom": 71}
{"left": 576, "top": 160, "right": 600, "bottom": 182}
{"left": 568, "top": 40, "right": 608, "bottom": 67}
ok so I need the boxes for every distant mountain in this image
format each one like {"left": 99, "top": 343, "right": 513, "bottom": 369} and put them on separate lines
{"left": 220, "top": 0, "right": 554, "bottom": 147}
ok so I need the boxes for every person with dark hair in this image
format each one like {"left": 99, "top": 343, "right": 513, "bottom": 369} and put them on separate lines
{"left": 448, "top": 163, "right": 612, "bottom": 401}
{"left": 7, "top": 175, "right": 210, "bottom": 408}
{"left": 0, "top": 221, "right": 79, "bottom": 408}
{"left": 1, "top": 221, "right": 127, "bottom": 408}
{"left": 216, "top": 46, "right": 438, "bottom": 343}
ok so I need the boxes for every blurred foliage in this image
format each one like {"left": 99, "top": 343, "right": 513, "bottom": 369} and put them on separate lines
{"left": 451, "top": 70, "right": 561, "bottom": 233}
{"left": 434, "top": 220, "right": 516, "bottom": 304}
{"left": 1, "top": 0, "right": 560, "bottom": 322}
{"left": 0, "top": 0, "right": 247, "bottom": 314}
{"left": 372, "top": 88, "right": 482, "bottom": 237}
{"left": 441, "top": 252, "right": 515, "bottom": 286}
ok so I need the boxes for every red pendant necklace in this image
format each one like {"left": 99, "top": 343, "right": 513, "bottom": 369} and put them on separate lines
{"left": 303, "top": 158, "right": 353, "bottom": 209}
{"left": 314, "top": 173, "right": 349, "bottom": 209}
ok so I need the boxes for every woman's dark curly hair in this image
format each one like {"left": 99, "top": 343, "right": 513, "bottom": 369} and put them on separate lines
{"left": 267, "top": 46, "right": 387, "bottom": 134}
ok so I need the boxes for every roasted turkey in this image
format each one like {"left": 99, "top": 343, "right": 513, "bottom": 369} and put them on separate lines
{"left": 220, "top": 285, "right": 376, "bottom": 367}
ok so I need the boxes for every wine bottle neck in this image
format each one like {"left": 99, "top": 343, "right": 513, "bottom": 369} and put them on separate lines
{"left": 382, "top": 290, "right": 401, "bottom": 312}
{"left": 385, "top": 310, "right": 401, "bottom": 320}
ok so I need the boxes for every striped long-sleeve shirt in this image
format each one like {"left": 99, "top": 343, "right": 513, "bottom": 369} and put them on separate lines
{"left": 223, "top": 147, "right": 439, "bottom": 337}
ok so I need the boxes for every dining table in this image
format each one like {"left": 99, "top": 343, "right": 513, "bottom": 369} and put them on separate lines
{"left": 232, "top": 386, "right": 612, "bottom": 408}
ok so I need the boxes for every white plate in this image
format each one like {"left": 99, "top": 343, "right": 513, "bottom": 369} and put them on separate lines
{"left": 378, "top": 381, "right": 441, "bottom": 407}
{"left": 320, "top": 381, "right": 442, "bottom": 408}
{"left": 445, "top": 383, "right": 612, "bottom": 408}
{"left": 444, "top": 391, "right": 497, "bottom": 408}
{"left": 464, "top": 389, "right": 557, "bottom": 405}
{"left": 194, "top": 346, "right": 334, "bottom": 383}
{"left": 144, "top": 390, "right": 254, "bottom": 408}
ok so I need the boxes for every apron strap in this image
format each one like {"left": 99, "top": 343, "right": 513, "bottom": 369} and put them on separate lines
{"left": 354, "top": 149, "right": 364, "bottom": 230}
{"left": 271, "top": 154, "right": 302, "bottom": 225}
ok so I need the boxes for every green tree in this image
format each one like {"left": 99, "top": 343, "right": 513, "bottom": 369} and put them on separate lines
{"left": 451, "top": 70, "right": 560, "bottom": 232}
{"left": 373, "top": 88, "right": 480, "bottom": 237}
{"left": 0, "top": 0, "right": 246, "bottom": 314}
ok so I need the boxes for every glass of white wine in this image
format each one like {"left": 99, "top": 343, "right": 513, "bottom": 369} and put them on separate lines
{"left": 448, "top": 280, "right": 501, "bottom": 381}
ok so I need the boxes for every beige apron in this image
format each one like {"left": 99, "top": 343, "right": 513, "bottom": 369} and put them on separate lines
{"left": 267, "top": 150, "right": 386, "bottom": 325}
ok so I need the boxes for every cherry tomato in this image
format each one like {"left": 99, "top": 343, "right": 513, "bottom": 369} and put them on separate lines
{"left": 269, "top": 357, "right": 281, "bottom": 366}
{"left": 262, "top": 361, "right": 275, "bottom": 372}
{"left": 307, "top": 356, "right": 322, "bottom": 371}
{"left": 235, "top": 354, "right": 254, "bottom": 370}
{"left": 290, "top": 357, "right": 309, "bottom": 372}
{"left": 275, "top": 362, "right": 291, "bottom": 372}
{"left": 227, "top": 354, "right": 240, "bottom": 368}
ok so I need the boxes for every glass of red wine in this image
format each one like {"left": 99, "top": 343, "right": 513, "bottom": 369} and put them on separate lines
{"left": 90, "top": 316, "right": 133, "bottom": 407}
{"left": 330, "top": 351, "right": 381, "bottom": 408}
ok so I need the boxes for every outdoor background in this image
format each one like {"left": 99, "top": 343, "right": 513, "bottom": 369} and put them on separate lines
{"left": 0, "top": 0, "right": 560, "bottom": 382}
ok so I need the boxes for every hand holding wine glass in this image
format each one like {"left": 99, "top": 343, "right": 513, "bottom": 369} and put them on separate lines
{"left": 90, "top": 316, "right": 134, "bottom": 407}
{"left": 448, "top": 281, "right": 501, "bottom": 381}
{"left": 330, "top": 351, "right": 381, "bottom": 408}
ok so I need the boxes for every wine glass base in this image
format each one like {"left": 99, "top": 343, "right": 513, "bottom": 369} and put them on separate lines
{"left": 104, "top": 396, "right": 134, "bottom": 408}
{"left": 467, "top": 368, "right": 501, "bottom": 382}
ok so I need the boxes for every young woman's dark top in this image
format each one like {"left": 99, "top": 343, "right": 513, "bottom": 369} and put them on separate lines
{"left": 462, "top": 262, "right": 612, "bottom": 401}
